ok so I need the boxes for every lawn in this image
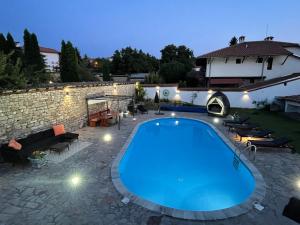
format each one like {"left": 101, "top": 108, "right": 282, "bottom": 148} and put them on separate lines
{"left": 232, "top": 108, "right": 300, "bottom": 152}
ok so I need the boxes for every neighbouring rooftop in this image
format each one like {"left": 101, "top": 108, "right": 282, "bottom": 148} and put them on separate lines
{"left": 277, "top": 95, "right": 300, "bottom": 103}
{"left": 198, "top": 41, "right": 300, "bottom": 58}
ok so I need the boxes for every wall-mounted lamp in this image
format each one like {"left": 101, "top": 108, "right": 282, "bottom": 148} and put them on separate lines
{"left": 243, "top": 91, "right": 248, "bottom": 94}
{"left": 113, "top": 83, "right": 117, "bottom": 90}
{"left": 156, "top": 86, "right": 160, "bottom": 91}
{"left": 64, "top": 86, "right": 70, "bottom": 96}
{"left": 208, "top": 89, "right": 213, "bottom": 94}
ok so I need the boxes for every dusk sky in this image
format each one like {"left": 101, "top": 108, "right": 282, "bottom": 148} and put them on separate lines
{"left": 1, "top": 0, "right": 300, "bottom": 58}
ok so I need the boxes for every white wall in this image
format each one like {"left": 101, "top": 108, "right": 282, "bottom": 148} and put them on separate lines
{"left": 41, "top": 52, "right": 59, "bottom": 72}
{"left": 144, "top": 78, "right": 300, "bottom": 109}
{"left": 206, "top": 55, "right": 300, "bottom": 80}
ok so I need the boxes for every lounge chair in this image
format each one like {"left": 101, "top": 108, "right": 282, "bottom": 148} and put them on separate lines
{"left": 223, "top": 116, "right": 250, "bottom": 126}
{"left": 228, "top": 122, "right": 260, "bottom": 132}
{"left": 235, "top": 129, "right": 273, "bottom": 141}
{"left": 247, "top": 137, "right": 294, "bottom": 150}
{"left": 137, "top": 105, "right": 148, "bottom": 114}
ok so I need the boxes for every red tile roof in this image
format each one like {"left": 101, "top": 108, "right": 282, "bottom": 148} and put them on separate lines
{"left": 198, "top": 41, "right": 300, "bottom": 58}
{"left": 39, "top": 47, "right": 59, "bottom": 54}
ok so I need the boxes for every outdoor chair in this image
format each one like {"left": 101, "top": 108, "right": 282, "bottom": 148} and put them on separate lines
{"left": 223, "top": 116, "right": 250, "bottom": 126}
{"left": 228, "top": 122, "right": 260, "bottom": 132}
{"left": 247, "top": 137, "right": 294, "bottom": 151}
{"left": 235, "top": 129, "right": 274, "bottom": 141}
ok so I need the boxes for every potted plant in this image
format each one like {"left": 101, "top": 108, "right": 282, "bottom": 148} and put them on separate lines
{"left": 28, "top": 151, "right": 47, "bottom": 168}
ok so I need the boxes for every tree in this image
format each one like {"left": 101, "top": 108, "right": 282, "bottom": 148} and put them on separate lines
{"left": 30, "top": 33, "right": 45, "bottom": 71}
{"left": 111, "top": 47, "right": 159, "bottom": 75}
{"left": 159, "top": 61, "right": 186, "bottom": 83}
{"left": 6, "top": 33, "right": 16, "bottom": 52}
{"left": 60, "top": 40, "right": 80, "bottom": 82}
{"left": 23, "top": 29, "right": 47, "bottom": 84}
{"left": 159, "top": 44, "right": 194, "bottom": 83}
{"left": 229, "top": 36, "right": 238, "bottom": 46}
{"left": 0, "top": 52, "right": 27, "bottom": 88}
{"left": 102, "top": 60, "right": 111, "bottom": 81}
{"left": 0, "top": 33, "right": 7, "bottom": 53}
{"left": 23, "top": 29, "right": 32, "bottom": 65}
{"left": 160, "top": 44, "right": 177, "bottom": 63}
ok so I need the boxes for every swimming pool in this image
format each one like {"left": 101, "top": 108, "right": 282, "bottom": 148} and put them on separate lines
{"left": 112, "top": 117, "right": 265, "bottom": 220}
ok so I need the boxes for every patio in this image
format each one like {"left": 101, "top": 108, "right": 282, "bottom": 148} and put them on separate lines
{"left": 0, "top": 112, "right": 300, "bottom": 225}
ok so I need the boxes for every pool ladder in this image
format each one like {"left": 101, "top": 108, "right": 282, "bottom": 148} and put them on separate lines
{"left": 235, "top": 145, "right": 257, "bottom": 161}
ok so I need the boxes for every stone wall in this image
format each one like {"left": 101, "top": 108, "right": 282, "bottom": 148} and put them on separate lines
{"left": 0, "top": 83, "right": 135, "bottom": 143}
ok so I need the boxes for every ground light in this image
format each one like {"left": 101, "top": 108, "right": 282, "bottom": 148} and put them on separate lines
{"left": 103, "top": 134, "right": 112, "bottom": 142}
{"left": 69, "top": 174, "right": 82, "bottom": 187}
{"left": 171, "top": 112, "right": 176, "bottom": 117}
{"left": 132, "top": 117, "right": 137, "bottom": 121}
{"left": 213, "top": 118, "right": 219, "bottom": 124}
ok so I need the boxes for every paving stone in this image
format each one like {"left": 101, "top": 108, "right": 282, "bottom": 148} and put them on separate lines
{"left": 0, "top": 112, "right": 299, "bottom": 225}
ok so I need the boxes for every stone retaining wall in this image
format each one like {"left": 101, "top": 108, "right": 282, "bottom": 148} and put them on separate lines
{"left": 0, "top": 83, "right": 135, "bottom": 143}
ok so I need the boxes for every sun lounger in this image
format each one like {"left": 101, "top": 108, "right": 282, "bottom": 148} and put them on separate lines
{"left": 247, "top": 137, "right": 294, "bottom": 150}
{"left": 236, "top": 129, "right": 273, "bottom": 141}
{"left": 228, "top": 122, "right": 260, "bottom": 131}
{"left": 223, "top": 116, "right": 250, "bottom": 126}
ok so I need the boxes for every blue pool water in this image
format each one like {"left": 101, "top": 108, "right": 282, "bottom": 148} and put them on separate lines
{"left": 119, "top": 118, "right": 255, "bottom": 211}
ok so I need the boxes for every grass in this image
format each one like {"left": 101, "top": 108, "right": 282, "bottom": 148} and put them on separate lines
{"left": 232, "top": 108, "right": 300, "bottom": 152}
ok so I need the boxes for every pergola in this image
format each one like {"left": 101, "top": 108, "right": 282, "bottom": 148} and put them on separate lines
{"left": 86, "top": 93, "right": 134, "bottom": 130}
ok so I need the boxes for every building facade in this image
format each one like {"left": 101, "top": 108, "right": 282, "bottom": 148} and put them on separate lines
{"left": 197, "top": 37, "right": 300, "bottom": 87}
{"left": 39, "top": 47, "right": 60, "bottom": 72}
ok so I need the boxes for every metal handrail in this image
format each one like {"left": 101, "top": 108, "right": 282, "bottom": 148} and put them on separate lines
{"left": 235, "top": 144, "right": 257, "bottom": 160}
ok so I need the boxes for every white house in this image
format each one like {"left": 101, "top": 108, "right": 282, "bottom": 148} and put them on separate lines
{"left": 197, "top": 36, "right": 300, "bottom": 87}
{"left": 39, "top": 47, "right": 60, "bottom": 72}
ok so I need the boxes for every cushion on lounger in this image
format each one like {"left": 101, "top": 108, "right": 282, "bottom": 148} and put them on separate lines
{"left": 53, "top": 124, "right": 66, "bottom": 136}
{"left": 8, "top": 139, "right": 22, "bottom": 150}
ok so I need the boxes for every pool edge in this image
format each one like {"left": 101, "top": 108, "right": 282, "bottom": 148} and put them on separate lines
{"left": 111, "top": 116, "right": 266, "bottom": 220}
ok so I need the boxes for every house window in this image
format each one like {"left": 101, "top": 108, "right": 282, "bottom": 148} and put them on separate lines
{"left": 267, "top": 57, "right": 273, "bottom": 70}
{"left": 236, "top": 58, "right": 242, "bottom": 64}
{"left": 256, "top": 57, "right": 263, "bottom": 63}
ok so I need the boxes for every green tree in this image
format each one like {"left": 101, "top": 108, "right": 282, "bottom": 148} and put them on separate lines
{"left": 6, "top": 32, "right": 22, "bottom": 64}
{"left": 78, "top": 54, "right": 96, "bottom": 81}
{"left": 30, "top": 33, "right": 45, "bottom": 70}
{"left": 0, "top": 33, "right": 7, "bottom": 53}
{"left": 23, "top": 29, "right": 47, "bottom": 84}
{"left": 229, "top": 36, "right": 238, "bottom": 46}
{"left": 159, "top": 61, "right": 186, "bottom": 83}
{"left": 111, "top": 47, "right": 159, "bottom": 74}
{"left": 0, "top": 52, "right": 27, "bottom": 88}
{"left": 159, "top": 44, "right": 194, "bottom": 83}
{"left": 60, "top": 40, "right": 80, "bottom": 82}
{"left": 160, "top": 44, "right": 177, "bottom": 63}
{"left": 6, "top": 33, "right": 16, "bottom": 52}
{"left": 102, "top": 60, "right": 111, "bottom": 81}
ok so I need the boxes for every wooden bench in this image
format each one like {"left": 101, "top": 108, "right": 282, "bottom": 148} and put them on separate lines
{"left": 88, "top": 109, "right": 111, "bottom": 127}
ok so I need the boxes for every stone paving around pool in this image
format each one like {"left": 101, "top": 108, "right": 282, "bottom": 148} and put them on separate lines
{"left": 0, "top": 111, "right": 300, "bottom": 225}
